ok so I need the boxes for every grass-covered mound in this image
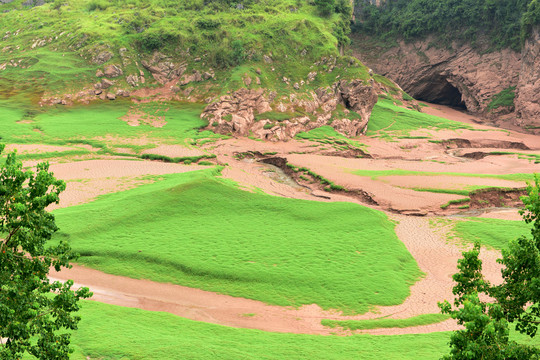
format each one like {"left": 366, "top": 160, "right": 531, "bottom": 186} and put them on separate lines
{"left": 54, "top": 168, "right": 422, "bottom": 314}
{"left": 70, "top": 301, "right": 451, "bottom": 360}
{"left": 452, "top": 218, "right": 533, "bottom": 250}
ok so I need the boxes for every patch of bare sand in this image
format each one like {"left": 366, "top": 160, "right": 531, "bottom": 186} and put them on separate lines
{"left": 48, "top": 159, "right": 201, "bottom": 209}
{"left": 282, "top": 153, "right": 539, "bottom": 213}
{"left": 478, "top": 209, "right": 523, "bottom": 221}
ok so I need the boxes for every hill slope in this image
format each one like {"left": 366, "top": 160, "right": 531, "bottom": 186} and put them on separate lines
{"left": 0, "top": 0, "right": 410, "bottom": 140}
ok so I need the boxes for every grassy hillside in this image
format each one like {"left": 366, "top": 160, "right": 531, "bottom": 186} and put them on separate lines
{"left": 0, "top": 0, "right": 371, "bottom": 101}
{"left": 53, "top": 168, "right": 422, "bottom": 314}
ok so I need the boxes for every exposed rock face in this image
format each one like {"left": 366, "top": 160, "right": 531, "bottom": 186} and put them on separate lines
{"left": 104, "top": 64, "right": 123, "bottom": 78}
{"left": 353, "top": 37, "right": 521, "bottom": 114}
{"left": 141, "top": 52, "right": 187, "bottom": 84}
{"left": 126, "top": 74, "right": 139, "bottom": 87}
{"left": 202, "top": 81, "right": 378, "bottom": 141}
{"left": 515, "top": 26, "right": 540, "bottom": 131}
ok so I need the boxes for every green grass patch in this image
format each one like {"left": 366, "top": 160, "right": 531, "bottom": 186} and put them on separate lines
{"left": 54, "top": 169, "right": 422, "bottom": 314}
{"left": 440, "top": 198, "right": 470, "bottom": 209}
{"left": 64, "top": 301, "right": 540, "bottom": 359}
{"left": 295, "top": 125, "right": 366, "bottom": 151}
{"left": 366, "top": 99, "right": 473, "bottom": 139}
{"left": 487, "top": 86, "right": 516, "bottom": 111}
{"left": 68, "top": 301, "right": 454, "bottom": 360}
{"left": 0, "top": 100, "right": 224, "bottom": 155}
{"left": 452, "top": 218, "right": 533, "bottom": 250}
{"left": 351, "top": 169, "right": 535, "bottom": 183}
{"left": 489, "top": 151, "right": 540, "bottom": 164}
{"left": 321, "top": 314, "right": 450, "bottom": 331}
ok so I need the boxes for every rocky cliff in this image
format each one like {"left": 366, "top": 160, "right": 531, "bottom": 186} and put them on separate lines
{"left": 352, "top": 36, "right": 521, "bottom": 113}
{"left": 515, "top": 26, "right": 540, "bottom": 131}
{"left": 351, "top": 0, "right": 540, "bottom": 133}
{"left": 353, "top": 34, "right": 539, "bottom": 133}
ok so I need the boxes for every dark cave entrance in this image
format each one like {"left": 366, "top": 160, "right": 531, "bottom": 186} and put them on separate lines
{"left": 412, "top": 75, "right": 467, "bottom": 110}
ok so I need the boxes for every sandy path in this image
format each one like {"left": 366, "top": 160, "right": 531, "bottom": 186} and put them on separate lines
{"left": 49, "top": 215, "right": 503, "bottom": 335}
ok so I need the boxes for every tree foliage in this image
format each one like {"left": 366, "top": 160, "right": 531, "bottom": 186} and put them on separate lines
{"left": 355, "top": 0, "right": 537, "bottom": 51}
{"left": 440, "top": 176, "right": 540, "bottom": 359}
{"left": 315, "top": 0, "right": 336, "bottom": 17}
{"left": 0, "top": 145, "right": 91, "bottom": 359}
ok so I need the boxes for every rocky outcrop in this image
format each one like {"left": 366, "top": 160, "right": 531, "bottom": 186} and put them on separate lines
{"left": 515, "top": 26, "right": 540, "bottom": 132}
{"left": 353, "top": 36, "right": 521, "bottom": 113}
{"left": 202, "top": 81, "right": 378, "bottom": 141}
{"left": 104, "top": 64, "right": 123, "bottom": 78}
{"left": 141, "top": 52, "right": 187, "bottom": 84}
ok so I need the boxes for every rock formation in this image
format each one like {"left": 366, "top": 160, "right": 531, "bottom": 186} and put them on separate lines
{"left": 515, "top": 26, "right": 540, "bottom": 131}
{"left": 141, "top": 52, "right": 187, "bottom": 84}
{"left": 353, "top": 37, "right": 521, "bottom": 114}
{"left": 202, "top": 81, "right": 378, "bottom": 141}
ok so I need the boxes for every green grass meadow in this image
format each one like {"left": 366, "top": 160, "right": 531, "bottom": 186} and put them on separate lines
{"left": 68, "top": 301, "right": 451, "bottom": 360}
{"left": 0, "top": 99, "right": 222, "bottom": 158}
{"left": 53, "top": 168, "right": 422, "bottom": 314}
{"left": 63, "top": 301, "right": 540, "bottom": 359}
{"left": 452, "top": 217, "right": 533, "bottom": 250}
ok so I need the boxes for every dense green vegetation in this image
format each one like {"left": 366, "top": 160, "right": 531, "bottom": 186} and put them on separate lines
{"left": 53, "top": 168, "right": 422, "bottom": 314}
{"left": 452, "top": 218, "right": 532, "bottom": 250}
{"left": 322, "top": 314, "right": 450, "bottom": 331}
{"left": 355, "top": 0, "right": 540, "bottom": 50}
{"left": 0, "top": 147, "right": 91, "bottom": 359}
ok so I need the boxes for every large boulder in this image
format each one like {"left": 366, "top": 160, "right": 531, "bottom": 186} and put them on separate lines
{"left": 104, "top": 64, "right": 123, "bottom": 78}
{"left": 141, "top": 52, "right": 187, "bottom": 84}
